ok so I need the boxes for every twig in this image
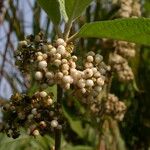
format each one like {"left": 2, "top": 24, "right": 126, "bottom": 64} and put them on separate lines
{"left": 55, "top": 85, "right": 62, "bottom": 150}
{"left": 66, "top": 32, "right": 78, "bottom": 43}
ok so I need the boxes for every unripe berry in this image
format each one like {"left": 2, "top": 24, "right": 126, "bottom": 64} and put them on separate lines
{"left": 33, "top": 129, "right": 40, "bottom": 136}
{"left": 40, "top": 91, "right": 47, "bottom": 98}
{"left": 31, "top": 108, "right": 37, "bottom": 115}
{"left": 54, "top": 59, "right": 61, "bottom": 67}
{"left": 43, "top": 53, "right": 48, "bottom": 59}
{"left": 86, "top": 79, "right": 94, "bottom": 87}
{"left": 38, "top": 60, "right": 47, "bottom": 69}
{"left": 87, "top": 51, "right": 95, "bottom": 56}
{"left": 28, "top": 114, "right": 34, "bottom": 120}
{"left": 56, "top": 72, "right": 63, "bottom": 79}
{"left": 51, "top": 120, "right": 58, "bottom": 128}
{"left": 95, "top": 54, "right": 103, "bottom": 64}
{"left": 57, "top": 45, "right": 66, "bottom": 55}
{"left": 45, "top": 71, "right": 54, "bottom": 79}
{"left": 35, "top": 71, "right": 43, "bottom": 80}
{"left": 94, "top": 86, "right": 102, "bottom": 92}
{"left": 87, "top": 55, "right": 94, "bottom": 62}
{"left": 36, "top": 52, "right": 43, "bottom": 56}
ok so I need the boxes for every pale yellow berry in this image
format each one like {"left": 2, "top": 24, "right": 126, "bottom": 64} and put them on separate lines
{"left": 97, "top": 77, "right": 104, "bottom": 86}
{"left": 51, "top": 120, "right": 58, "bottom": 128}
{"left": 63, "top": 75, "right": 73, "bottom": 84}
{"left": 87, "top": 55, "right": 94, "bottom": 62}
{"left": 57, "top": 45, "right": 66, "bottom": 55}
{"left": 46, "top": 98, "right": 53, "bottom": 105}
{"left": 94, "top": 71, "right": 101, "bottom": 78}
{"left": 62, "top": 59, "right": 68, "bottom": 64}
{"left": 40, "top": 121, "right": 47, "bottom": 128}
{"left": 64, "top": 83, "right": 70, "bottom": 90}
{"left": 81, "top": 88, "right": 86, "bottom": 94}
{"left": 38, "top": 60, "right": 47, "bottom": 69}
{"left": 55, "top": 72, "right": 63, "bottom": 79}
{"left": 33, "top": 129, "right": 40, "bottom": 136}
{"left": 62, "top": 64, "right": 69, "bottom": 71}
{"left": 40, "top": 91, "right": 47, "bottom": 98}
{"left": 47, "top": 44, "right": 53, "bottom": 50}
{"left": 37, "top": 55, "right": 43, "bottom": 61}
{"left": 36, "top": 52, "right": 43, "bottom": 56}
{"left": 49, "top": 47, "right": 56, "bottom": 55}
{"left": 77, "top": 79, "right": 85, "bottom": 88}
{"left": 72, "top": 55, "right": 78, "bottom": 61}
{"left": 43, "top": 53, "right": 48, "bottom": 59}
{"left": 35, "top": 71, "right": 43, "bottom": 80}
{"left": 62, "top": 70, "right": 69, "bottom": 75}
{"left": 70, "top": 61, "right": 76, "bottom": 68}
{"left": 84, "top": 62, "right": 93, "bottom": 68}
{"left": 83, "top": 69, "right": 93, "bottom": 78}
{"left": 54, "top": 59, "right": 61, "bottom": 66}
{"left": 55, "top": 53, "right": 61, "bottom": 59}
{"left": 56, "top": 38, "right": 66, "bottom": 47}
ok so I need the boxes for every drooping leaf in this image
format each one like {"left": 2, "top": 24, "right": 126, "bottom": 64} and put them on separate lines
{"left": 64, "top": 145, "right": 93, "bottom": 150}
{"left": 62, "top": 105, "right": 86, "bottom": 138}
{"left": 77, "top": 18, "right": 150, "bottom": 45}
{"left": 37, "top": 0, "right": 61, "bottom": 24}
{"left": 65, "top": 0, "right": 92, "bottom": 21}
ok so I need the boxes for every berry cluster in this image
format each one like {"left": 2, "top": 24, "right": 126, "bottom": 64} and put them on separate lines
{"left": 105, "top": 94, "right": 126, "bottom": 121}
{"left": 0, "top": 92, "right": 63, "bottom": 138}
{"left": 109, "top": 0, "right": 141, "bottom": 82}
{"left": 109, "top": 53, "right": 134, "bottom": 81}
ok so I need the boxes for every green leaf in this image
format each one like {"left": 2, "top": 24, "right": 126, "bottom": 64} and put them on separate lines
{"left": 62, "top": 105, "right": 86, "bottom": 138}
{"left": 65, "top": 0, "right": 92, "bottom": 21}
{"left": 77, "top": 18, "right": 150, "bottom": 45}
{"left": 37, "top": 0, "right": 61, "bottom": 24}
{"left": 64, "top": 145, "right": 93, "bottom": 150}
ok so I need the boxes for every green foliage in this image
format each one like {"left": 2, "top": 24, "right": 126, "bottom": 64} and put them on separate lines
{"left": 77, "top": 18, "right": 150, "bottom": 45}
{"left": 64, "top": 0, "right": 92, "bottom": 21}
{"left": 37, "top": 0, "right": 61, "bottom": 24}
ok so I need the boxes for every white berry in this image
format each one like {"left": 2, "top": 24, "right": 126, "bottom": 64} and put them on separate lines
{"left": 35, "top": 71, "right": 43, "bottom": 80}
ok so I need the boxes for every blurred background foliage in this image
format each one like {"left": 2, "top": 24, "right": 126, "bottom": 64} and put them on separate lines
{"left": 0, "top": 0, "right": 150, "bottom": 150}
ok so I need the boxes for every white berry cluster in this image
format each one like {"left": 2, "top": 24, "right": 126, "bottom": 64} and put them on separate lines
{"left": 1, "top": 92, "right": 63, "bottom": 138}
{"left": 109, "top": 53, "right": 134, "bottom": 81}
{"left": 74, "top": 51, "right": 110, "bottom": 102}
{"left": 114, "top": 41, "right": 136, "bottom": 58}
{"left": 34, "top": 37, "right": 110, "bottom": 95}
{"left": 105, "top": 94, "right": 126, "bottom": 121}
{"left": 112, "top": 0, "right": 141, "bottom": 81}
{"left": 34, "top": 38, "right": 78, "bottom": 90}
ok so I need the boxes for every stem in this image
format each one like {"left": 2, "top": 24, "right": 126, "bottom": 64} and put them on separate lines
{"left": 55, "top": 85, "right": 63, "bottom": 150}
{"left": 64, "top": 20, "right": 73, "bottom": 41}
{"left": 66, "top": 32, "right": 78, "bottom": 43}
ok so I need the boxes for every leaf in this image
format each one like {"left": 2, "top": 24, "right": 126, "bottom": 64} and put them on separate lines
{"left": 77, "top": 18, "right": 150, "bottom": 45}
{"left": 37, "top": 0, "right": 61, "bottom": 24}
{"left": 65, "top": 0, "right": 92, "bottom": 21}
{"left": 62, "top": 105, "right": 86, "bottom": 138}
{"left": 64, "top": 145, "right": 93, "bottom": 150}
{"left": 59, "top": 0, "right": 68, "bottom": 22}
